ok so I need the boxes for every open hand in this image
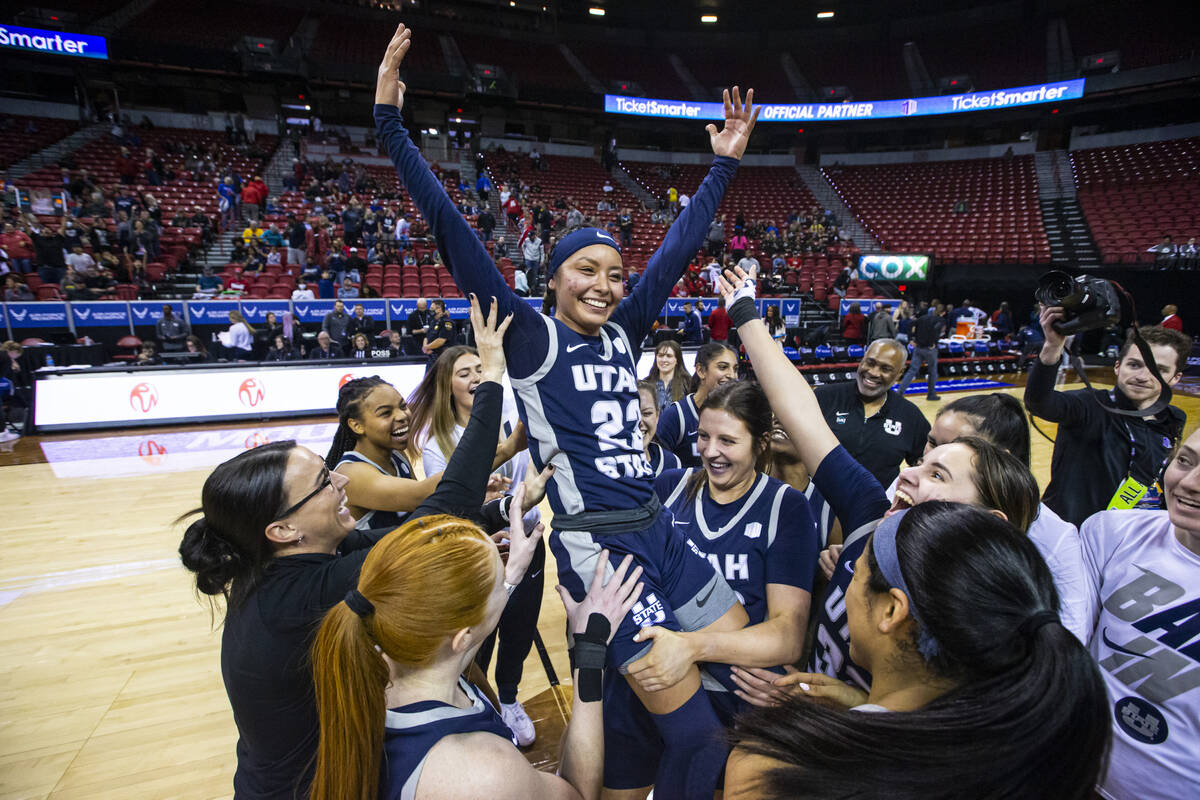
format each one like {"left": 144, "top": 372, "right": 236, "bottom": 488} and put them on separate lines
{"left": 706, "top": 87, "right": 759, "bottom": 160}
{"left": 558, "top": 552, "right": 644, "bottom": 641}
{"left": 627, "top": 626, "right": 696, "bottom": 692}
{"left": 502, "top": 482, "right": 544, "bottom": 586}
{"left": 520, "top": 456, "right": 557, "bottom": 512}
{"left": 469, "top": 293, "right": 512, "bottom": 382}
{"left": 818, "top": 544, "right": 843, "bottom": 581}
{"left": 375, "top": 24, "right": 412, "bottom": 109}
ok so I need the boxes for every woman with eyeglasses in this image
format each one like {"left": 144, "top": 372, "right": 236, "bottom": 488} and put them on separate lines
{"left": 178, "top": 296, "right": 540, "bottom": 800}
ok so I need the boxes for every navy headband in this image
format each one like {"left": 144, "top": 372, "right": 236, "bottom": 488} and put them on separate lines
{"left": 871, "top": 509, "right": 940, "bottom": 659}
{"left": 547, "top": 227, "right": 621, "bottom": 280}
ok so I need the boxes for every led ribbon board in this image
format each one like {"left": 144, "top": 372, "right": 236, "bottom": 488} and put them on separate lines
{"left": 0, "top": 25, "right": 108, "bottom": 59}
{"left": 857, "top": 254, "right": 931, "bottom": 281}
{"left": 604, "top": 79, "right": 1085, "bottom": 121}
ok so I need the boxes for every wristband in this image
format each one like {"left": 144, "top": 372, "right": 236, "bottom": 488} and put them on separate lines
{"left": 572, "top": 613, "right": 610, "bottom": 702}
{"left": 499, "top": 493, "right": 513, "bottom": 524}
{"left": 728, "top": 296, "right": 759, "bottom": 328}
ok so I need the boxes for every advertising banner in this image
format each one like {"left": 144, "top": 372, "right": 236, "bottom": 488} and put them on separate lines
{"left": 6, "top": 301, "right": 69, "bottom": 329}
{"left": 237, "top": 299, "right": 292, "bottom": 324}
{"left": 605, "top": 79, "right": 1085, "bottom": 122}
{"left": 130, "top": 301, "right": 186, "bottom": 326}
{"left": 70, "top": 302, "right": 130, "bottom": 327}
{"left": 186, "top": 300, "right": 239, "bottom": 326}
{"left": 840, "top": 298, "right": 903, "bottom": 317}
{"left": 0, "top": 25, "right": 108, "bottom": 59}
{"left": 857, "top": 254, "right": 932, "bottom": 281}
{"left": 34, "top": 362, "right": 429, "bottom": 430}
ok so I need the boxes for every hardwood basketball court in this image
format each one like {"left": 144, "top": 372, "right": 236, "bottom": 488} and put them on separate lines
{"left": 1, "top": 372, "right": 1196, "bottom": 799}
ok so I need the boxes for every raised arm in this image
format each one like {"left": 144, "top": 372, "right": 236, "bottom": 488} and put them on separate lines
{"left": 1023, "top": 304, "right": 1096, "bottom": 426}
{"left": 373, "top": 24, "right": 527, "bottom": 323}
{"left": 615, "top": 88, "right": 757, "bottom": 337}
{"left": 717, "top": 266, "right": 838, "bottom": 473}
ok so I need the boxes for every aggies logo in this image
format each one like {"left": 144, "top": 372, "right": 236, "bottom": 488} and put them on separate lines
{"left": 238, "top": 378, "right": 266, "bottom": 408}
{"left": 129, "top": 382, "right": 159, "bottom": 413}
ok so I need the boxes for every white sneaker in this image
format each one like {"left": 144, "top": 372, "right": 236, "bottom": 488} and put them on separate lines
{"left": 500, "top": 701, "right": 536, "bottom": 747}
{"left": 0, "top": 429, "right": 18, "bottom": 443}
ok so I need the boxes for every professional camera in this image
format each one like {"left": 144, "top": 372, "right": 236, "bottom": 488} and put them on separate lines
{"left": 1034, "top": 271, "right": 1125, "bottom": 335}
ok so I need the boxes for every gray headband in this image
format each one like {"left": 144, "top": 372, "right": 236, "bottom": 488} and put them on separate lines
{"left": 871, "top": 509, "right": 940, "bottom": 659}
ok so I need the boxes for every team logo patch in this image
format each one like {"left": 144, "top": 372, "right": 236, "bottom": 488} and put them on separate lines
{"left": 1115, "top": 696, "right": 1168, "bottom": 745}
{"left": 238, "top": 378, "right": 266, "bottom": 408}
{"left": 884, "top": 419, "right": 902, "bottom": 436}
{"left": 631, "top": 592, "right": 666, "bottom": 627}
{"left": 129, "top": 382, "right": 158, "bottom": 413}
{"left": 743, "top": 522, "right": 762, "bottom": 539}
{"left": 835, "top": 412, "right": 848, "bottom": 425}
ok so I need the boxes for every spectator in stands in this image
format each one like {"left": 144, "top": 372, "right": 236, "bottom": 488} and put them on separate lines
{"left": 217, "top": 177, "right": 236, "bottom": 230}
{"left": 421, "top": 299, "right": 455, "bottom": 370}
{"left": 477, "top": 207, "right": 495, "bottom": 242}
{"left": 521, "top": 232, "right": 544, "bottom": 292}
{"left": 770, "top": 252, "right": 787, "bottom": 274}
{"left": 565, "top": 205, "right": 584, "bottom": 229}
{"left": 475, "top": 173, "right": 492, "bottom": 203}
{"left": 317, "top": 270, "right": 335, "bottom": 299}
{"left": 705, "top": 215, "right": 725, "bottom": 258}
{"left": 184, "top": 335, "right": 210, "bottom": 362}
{"left": 265, "top": 334, "right": 295, "bottom": 362}
{"left": 241, "top": 180, "right": 262, "bottom": 223}
{"left": 4, "top": 275, "right": 33, "bottom": 302}
{"left": 309, "top": 330, "right": 343, "bottom": 360}
{"left": 343, "top": 247, "right": 366, "bottom": 284}
{"left": 322, "top": 299, "right": 351, "bottom": 345}
{"left": 666, "top": 185, "right": 678, "bottom": 213}
{"left": 65, "top": 245, "right": 95, "bottom": 275}
{"left": 840, "top": 301, "right": 867, "bottom": 344}
{"left": 1150, "top": 234, "right": 1177, "bottom": 264}
{"left": 384, "top": 329, "right": 404, "bottom": 359}
{"left": 33, "top": 224, "right": 67, "bottom": 285}
{"left": 677, "top": 301, "right": 703, "bottom": 345}
{"left": 347, "top": 303, "right": 375, "bottom": 340}
{"left": 242, "top": 223, "right": 264, "bottom": 245}
{"left": 729, "top": 231, "right": 748, "bottom": 263}
{"left": 1161, "top": 304, "right": 1183, "bottom": 332}
{"left": 251, "top": 175, "right": 268, "bottom": 210}
{"left": 156, "top": 305, "right": 189, "bottom": 352}
{"left": 215, "top": 310, "right": 255, "bottom": 361}
{"left": 1, "top": 340, "right": 31, "bottom": 433}
{"left": 737, "top": 250, "right": 760, "bottom": 277}
{"left": 262, "top": 224, "right": 284, "bottom": 248}
{"left": 503, "top": 193, "right": 522, "bottom": 228}
{"left": 116, "top": 146, "right": 138, "bottom": 185}
{"left": 815, "top": 338, "right": 929, "bottom": 488}
{"left": 136, "top": 341, "right": 159, "bottom": 366}
{"left": 868, "top": 302, "right": 898, "bottom": 342}
{"left": 285, "top": 216, "right": 307, "bottom": 268}
{"left": 1025, "top": 317, "right": 1188, "bottom": 527}
{"left": 763, "top": 304, "right": 787, "bottom": 345}
{"left": 291, "top": 279, "right": 315, "bottom": 301}
{"left": 1, "top": 222, "right": 34, "bottom": 274}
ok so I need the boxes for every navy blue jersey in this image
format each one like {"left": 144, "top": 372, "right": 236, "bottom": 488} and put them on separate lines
{"left": 655, "top": 468, "right": 818, "bottom": 627}
{"left": 647, "top": 441, "right": 682, "bottom": 477}
{"left": 376, "top": 103, "right": 737, "bottom": 517}
{"left": 380, "top": 677, "right": 516, "bottom": 800}
{"left": 805, "top": 446, "right": 891, "bottom": 690}
{"left": 656, "top": 394, "right": 701, "bottom": 468}
{"left": 802, "top": 480, "right": 836, "bottom": 549}
{"left": 336, "top": 450, "right": 414, "bottom": 531}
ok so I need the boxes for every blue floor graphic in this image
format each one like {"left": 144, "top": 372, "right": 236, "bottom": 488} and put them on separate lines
{"left": 902, "top": 378, "right": 1015, "bottom": 395}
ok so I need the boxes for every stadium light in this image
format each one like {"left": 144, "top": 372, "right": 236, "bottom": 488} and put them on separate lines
{"left": 588, "top": 7, "right": 606, "bottom": 16}
{"left": 817, "top": 11, "right": 835, "bottom": 19}
{"left": 700, "top": 14, "right": 717, "bottom": 23}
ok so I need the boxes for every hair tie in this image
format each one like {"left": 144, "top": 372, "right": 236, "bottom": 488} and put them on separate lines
{"left": 344, "top": 588, "right": 375, "bottom": 618}
{"left": 1018, "top": 610, "right": 1059, "bottom": 638}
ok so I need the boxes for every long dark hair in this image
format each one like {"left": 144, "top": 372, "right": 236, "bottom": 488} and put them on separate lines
{"left": 731, "top": 502, "right": 1110, "bottom": 800}
{"left": 685, "top": 380, "right": 772, "bottom": 502}
{"left": 690, "top": 341, "right": 737, "bottom": 393}
{"left": 178, "top": 441, "right": 297, "bottom": 613}
{"left": 940, "top": 393, "right": 1031, "bottom": 466}
{"left": 324, "top": 376, "right": 393, "bottom": 468}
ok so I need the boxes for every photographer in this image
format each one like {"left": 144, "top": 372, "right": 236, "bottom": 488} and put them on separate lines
{"left": 1024, "top": 307, "right": 1189, "bottom": 527}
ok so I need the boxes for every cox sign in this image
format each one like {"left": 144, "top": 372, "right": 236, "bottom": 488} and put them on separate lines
{"left": 857, "top": 254, "right": 931, "bottom": 282}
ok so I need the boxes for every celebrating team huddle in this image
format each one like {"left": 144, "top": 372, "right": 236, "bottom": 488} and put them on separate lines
{"left": 177, "top": 23, "right": 1199, "bottom": 800}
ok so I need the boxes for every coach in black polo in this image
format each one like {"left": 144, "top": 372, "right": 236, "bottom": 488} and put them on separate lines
{"left": 814, "top": 338, "right": 930, "bottom": 488}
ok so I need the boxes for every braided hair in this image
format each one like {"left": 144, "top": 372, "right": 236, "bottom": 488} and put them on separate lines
{"left": 325, "top": 376, "right": 393, "bottom": 469}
